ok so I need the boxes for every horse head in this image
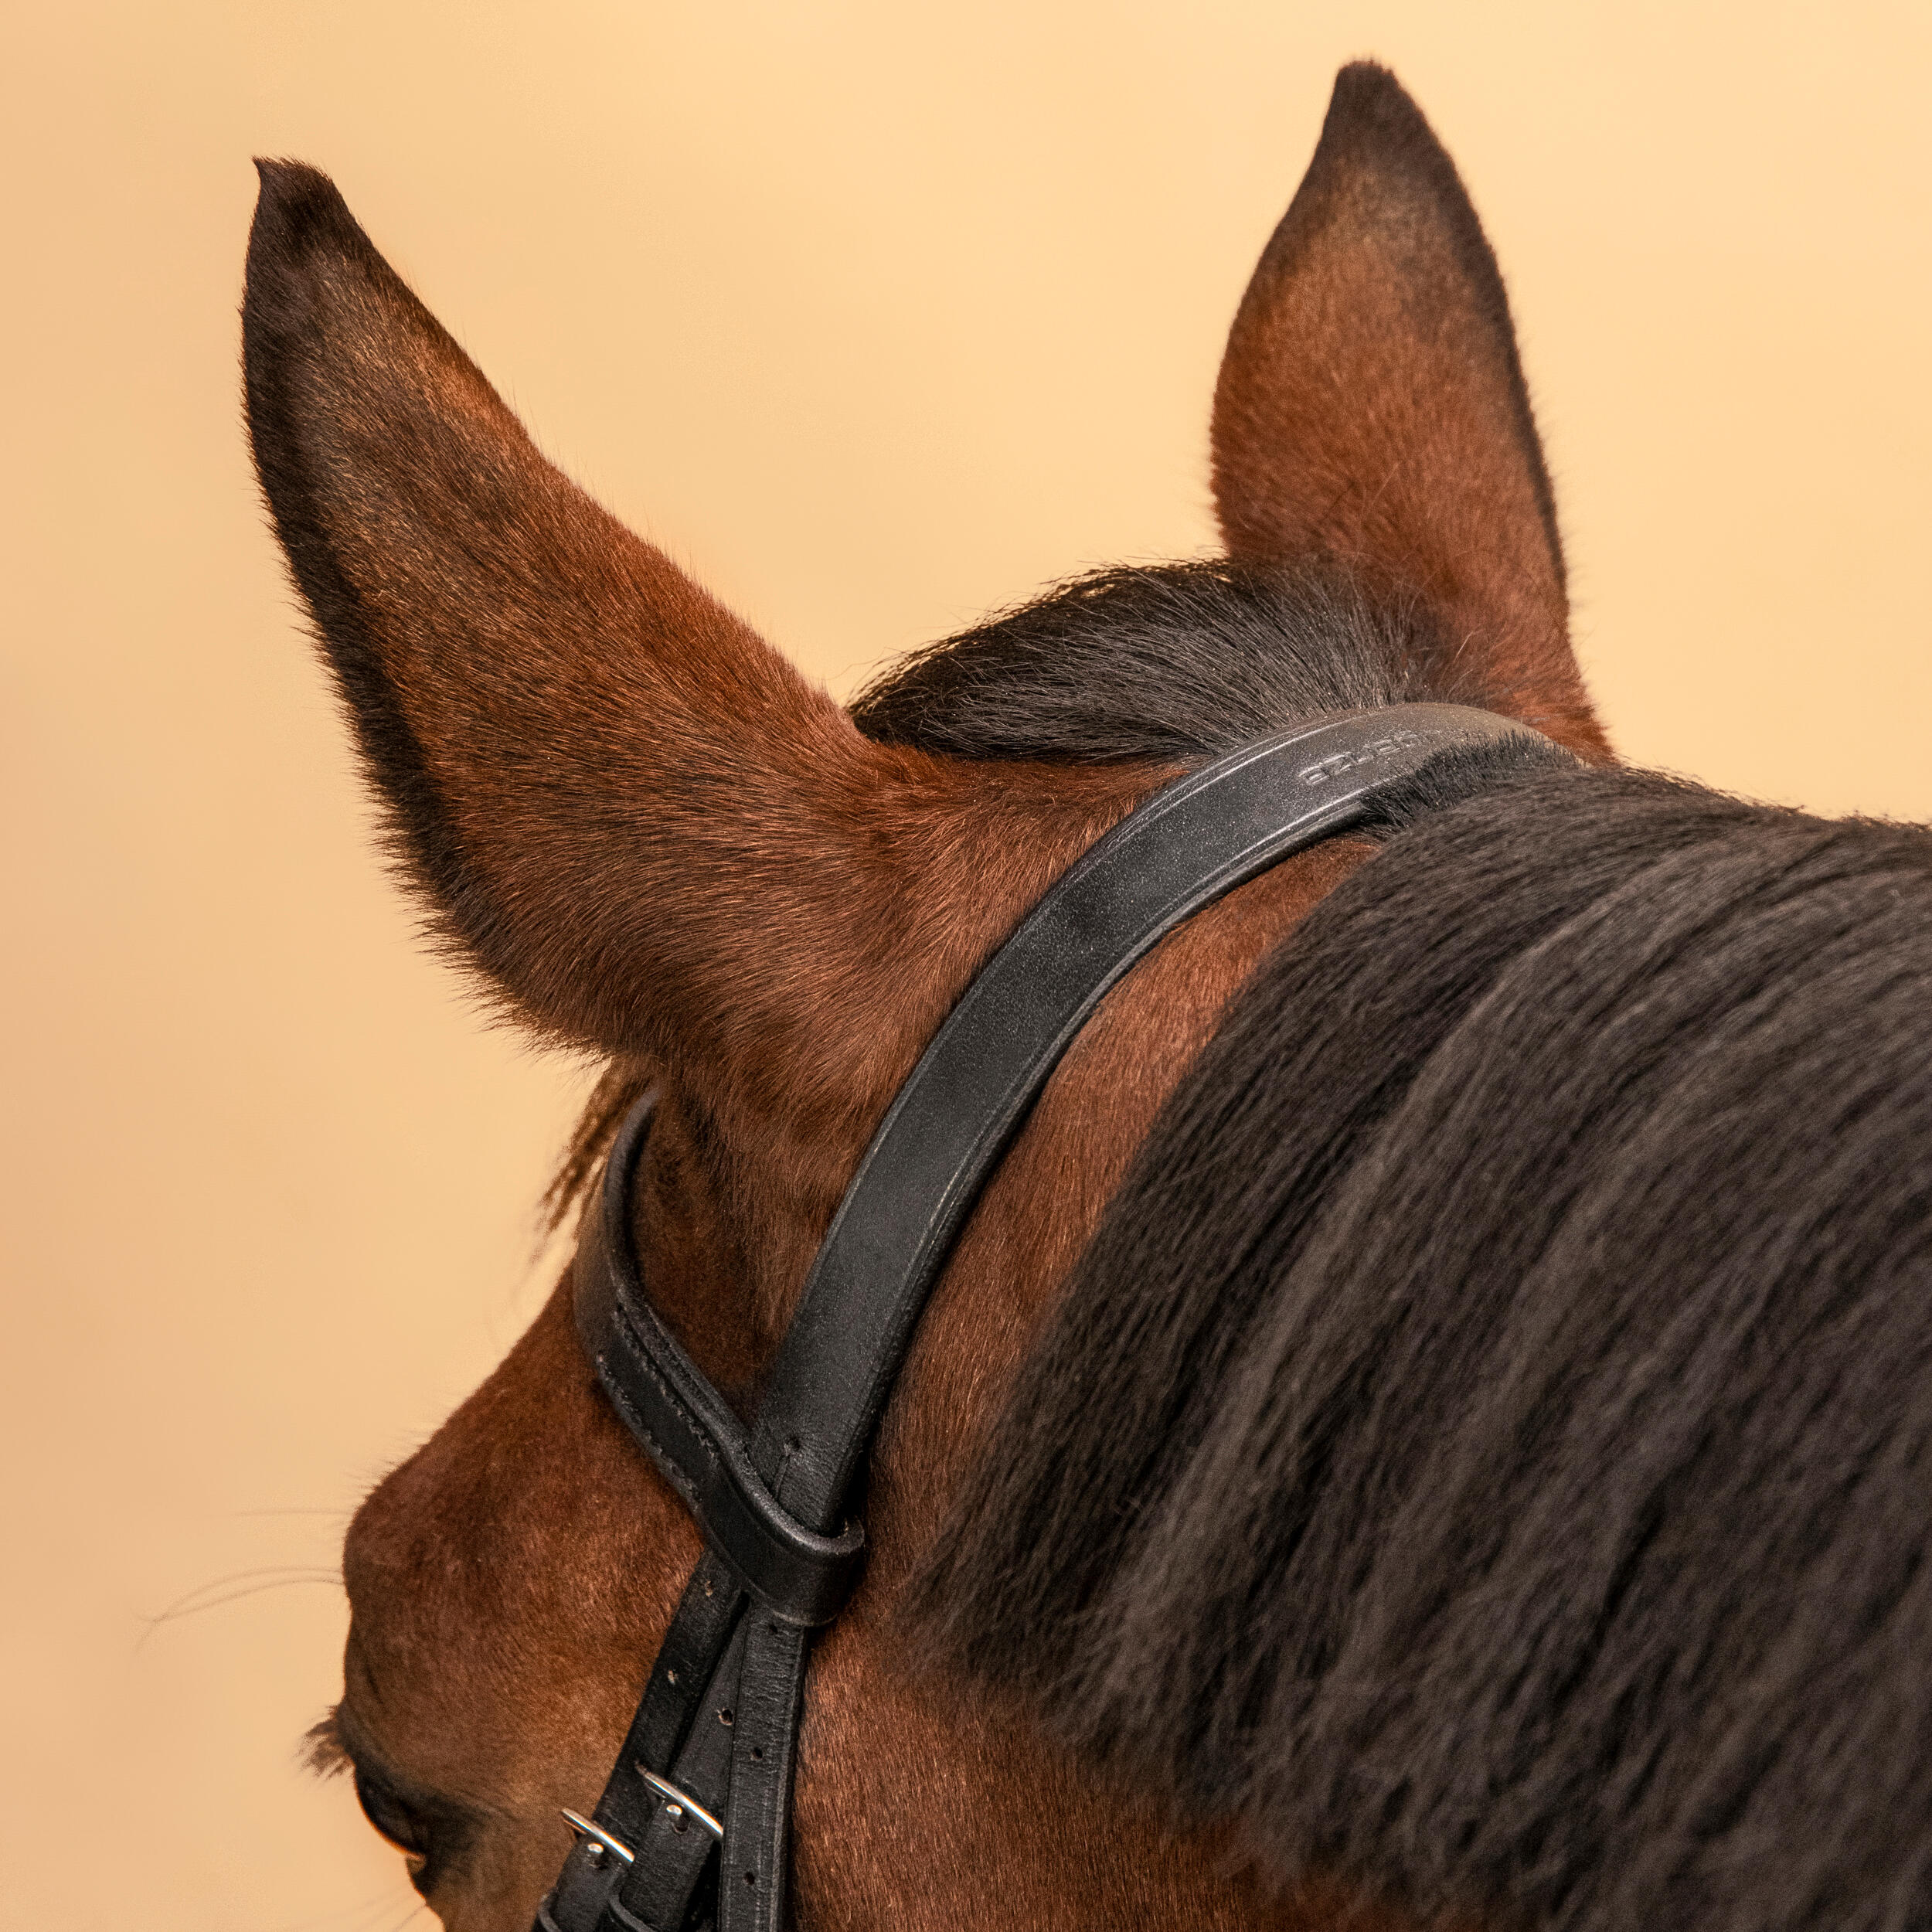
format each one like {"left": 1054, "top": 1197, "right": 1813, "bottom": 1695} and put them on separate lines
{"left": 245, "top": 63, "right": 1603, "bottom": 1930}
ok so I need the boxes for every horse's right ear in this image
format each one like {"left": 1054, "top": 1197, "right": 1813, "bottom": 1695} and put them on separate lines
{"left": 1213, "top": 65, "right": 1609, "bottom": 760}
{"left": 242, "top": 162, "right": 1123, "bottom": 1166}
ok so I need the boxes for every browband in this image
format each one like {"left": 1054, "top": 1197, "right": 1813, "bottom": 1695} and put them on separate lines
{"left": 536, "top": 704, "right": 1544, "bottom": 1932}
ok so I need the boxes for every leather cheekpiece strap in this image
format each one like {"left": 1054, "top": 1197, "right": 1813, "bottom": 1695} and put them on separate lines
{"left": 535, "top": 706, "right": 1553, "bottom": 1932}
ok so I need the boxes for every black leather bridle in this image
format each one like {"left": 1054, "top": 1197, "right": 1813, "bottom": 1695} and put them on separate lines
{"left": 534, "top": 704, "right": 1539, "bottom": 1932}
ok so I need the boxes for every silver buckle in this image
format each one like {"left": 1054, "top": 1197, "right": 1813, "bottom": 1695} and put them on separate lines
{"left": 559, "top": 1808, "right": 635, "bottom": 1869}
{"left": 638, "top": 1767, "right": 724, "bottom": 1842}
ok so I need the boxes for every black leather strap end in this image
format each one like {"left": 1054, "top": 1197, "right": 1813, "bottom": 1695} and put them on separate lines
{"left": 715, "top": 1617, "right": 811, "bottom": 1932}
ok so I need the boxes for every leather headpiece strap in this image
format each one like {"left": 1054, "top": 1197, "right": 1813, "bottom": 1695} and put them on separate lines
{"left": 535, "top": 704, "right": 1543, "bottom": 1932}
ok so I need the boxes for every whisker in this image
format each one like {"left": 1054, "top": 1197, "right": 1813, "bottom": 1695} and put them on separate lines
{"left": 228, "top": 1506, "right": 353, "bottom": 1519}
{"left": 261, "top": 1886, "right": 406, "bottom": 1932}
{"left": 146, "top": 1564, "right": 342, "bottom": 1615}
{"left": 334, "top": 1886, "right": 423, "bottom": 1932}
{"left": 136, "top": 1567, "right": 342, "bottom": 1648}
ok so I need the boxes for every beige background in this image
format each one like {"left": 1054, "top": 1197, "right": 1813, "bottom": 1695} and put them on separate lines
{"left": 4, "top": 4, "right": 1928, "bottom": 1927}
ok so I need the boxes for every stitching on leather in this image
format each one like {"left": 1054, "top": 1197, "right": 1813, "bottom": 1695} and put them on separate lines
{"left": 605, "top": 1298, "right": 723, "bottom": 1464}
{"left": 602, "top": 1372, "right": 709, "bottom": 1509}
{"left": 607, "top": 1298, "right": 844, "bottom": 1565}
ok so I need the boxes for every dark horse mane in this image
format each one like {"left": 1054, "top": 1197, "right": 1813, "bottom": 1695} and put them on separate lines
{"left": 895, "top": 645, "right": 1932, "bottom": 1928}
{"left": 569, "top": 560, "right": 1932, "bottom": 1930}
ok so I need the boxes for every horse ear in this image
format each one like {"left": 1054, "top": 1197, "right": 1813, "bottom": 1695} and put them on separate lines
{"left": 243, "top": 162, "right": 1107, "bottom": 1161}
{"left": 1212, "top": 64, "right": 1609, "bottom": 758}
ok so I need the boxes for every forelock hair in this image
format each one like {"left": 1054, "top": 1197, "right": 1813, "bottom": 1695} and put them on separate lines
{"left": 849, "top": 558, "right": 1479, "bottom": 765}
{"left": 904, "top": 760, "right": 1932, "bottom": 1932}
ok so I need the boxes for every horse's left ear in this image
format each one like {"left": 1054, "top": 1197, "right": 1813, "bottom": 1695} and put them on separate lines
{"left": 240, "top": 162, "right": 1127, "bottom": 1186}
{"left": 1213, "top": 63, "right": 1610, "bottom": 760}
